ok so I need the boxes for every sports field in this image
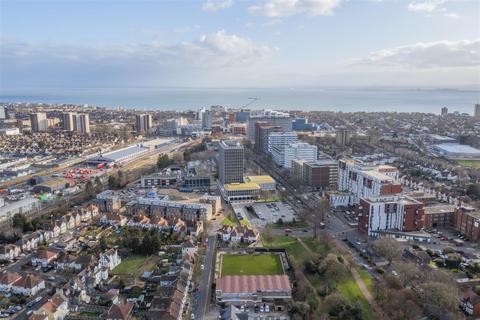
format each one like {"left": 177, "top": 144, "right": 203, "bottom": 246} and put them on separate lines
{"left": 457, "top": 160, "right": 480, "bottom": 168}
{"left": 221, "top": 254, "right": 283, "bottom": 276}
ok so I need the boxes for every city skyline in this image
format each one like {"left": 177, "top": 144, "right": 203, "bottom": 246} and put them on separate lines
{"left": 1, "top": 0, "right": 479, "bottom": 91}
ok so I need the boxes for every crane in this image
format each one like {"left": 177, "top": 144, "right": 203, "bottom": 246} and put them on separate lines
{"left": 241, "top": 97, "right": 260, "bottom": 109}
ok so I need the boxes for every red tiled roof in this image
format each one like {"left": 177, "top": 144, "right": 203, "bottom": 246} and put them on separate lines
{"left": 217, "top": 275, "right": 291, "bottom": 293}
{"left": 36, "top": 250, "right": 57, "bottom": 260}
{"left": 106, "top": 302, "right": 134, "bottom": 320}
{"left": 0, "top": 271, "right": 22, "bottom": 285}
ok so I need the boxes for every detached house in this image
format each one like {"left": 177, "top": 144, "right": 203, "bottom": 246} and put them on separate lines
{"left": 34, "top": 291, "right": 69, "bottom": 320}
{"left": 105, "top": 302, "right": 134, "bottom": 320}
{"left": 11, "top": 274, "right": 46, "bottom": 296}
{"left": 0, "top": 271, "right": 22, "bottom": 292}
{"left": 32, "top": 249, "right": 59, "bottom": 268}
{"left": 100, "top": 249, "right": 121, "bottom": 270}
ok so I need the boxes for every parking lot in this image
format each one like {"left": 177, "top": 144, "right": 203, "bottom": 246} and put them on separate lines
{"left": 232, "top": 201, "right": 297, "bottom": 229}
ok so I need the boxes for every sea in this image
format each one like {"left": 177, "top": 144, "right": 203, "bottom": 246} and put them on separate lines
{"left": 1, "top": 87, "right": 479, "bottom": 114}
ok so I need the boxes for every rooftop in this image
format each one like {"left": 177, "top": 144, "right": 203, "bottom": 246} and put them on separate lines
{"left": 216, "top": 275, "right": 291, "bottom": 293}
{"left": 244, "top": 175, "right": 275, "bottom": 184}
{"left": 434, "top": 143, "right": 480, "bottom": 155}
{"left": 424, "top": 205, "right": 456, "bottom": 215}
{"left": 223, "top": 182, "right": 261, "bottom": 191}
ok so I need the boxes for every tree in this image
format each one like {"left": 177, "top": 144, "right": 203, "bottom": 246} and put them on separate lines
{"left": 12, "top": 213, "right": 27, "bottom": 230}
{"left": 85, "top": 181, "right": 96, "bottom": 199}
{"left": 157, "top": 154, "right": 173, "bottom": 169}
{"left": 311, "top": 197, "right": 330, "bottom": 239}
{"left": 372, "top": 237, "right": 403, "bottom": 265}
{"left": 420, "top": 282, "right": 459, "bottom": 319}
{"left": 108, "top": 175, "right": 118, "bottom": 189}
{"left": 94, "top": 177, "right": 103, "bottom": 194}
{"left": 318, "top": 254, "right": 348, "bottom": 283}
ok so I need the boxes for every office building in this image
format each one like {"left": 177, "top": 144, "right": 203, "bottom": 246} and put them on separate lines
{"left": 267, "top": 132, "right": 298, "bottom": 154}
{"left": 201, "top": 109, "right": 212, "bottom": 130}
{"left": 441, "top": 107, "right": 448, "bottom": 116}
{"left": 254, "top": 122, "right": 283, "bottom": 154}
{"left": 218, "top": 140, "right": 244, "bottom": 184}
{"left": 62, "top": 113, "right": 77, "bottom": 131}
{"left": 136, "top": 114, "right": 153, "bottom": 132}
{"left": 0, "top": 106, "right": 5, "bottom": 119}
{"left": 475, "top": 104, "right": 480, "bottom": 119}
{"left": 292, "top": 160, "right": 338, "bottom": 189}
{"left": 75, "top": 114, "right": 90, "bottom": 134}
{"left": 336, "top": 160, "right": 401, "bottom": 206}
{"left": 271, "top": 142, "right": 317, "bottom": 168}
{"left": 335, "top": 126, "right": 349, "bottom": 145}
{"left": 30, "top": 113, "right": 48, "bottom": 132}
{"left": 356, "top": 195, "right": 425, "bottom": 236}
{"left": 247, "top": 110, "right": 291, "bottom": 142}
{"left": 234, "top": 110, "right": 250, "bottom": 123}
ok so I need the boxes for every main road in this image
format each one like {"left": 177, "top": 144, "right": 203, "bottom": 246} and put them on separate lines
{"left": 194, "top": 235, "right": 216, "bottom": 319}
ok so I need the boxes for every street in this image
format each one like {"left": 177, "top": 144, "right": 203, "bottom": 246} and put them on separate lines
{"left": 194, "top": 235, "right": 216, "bottom": 319}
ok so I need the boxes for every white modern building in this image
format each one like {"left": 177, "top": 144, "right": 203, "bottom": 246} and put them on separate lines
{"left": 271, "top": 142, "right": 317, "bottom": 168}
{"left": 336, "top": 159, "right": 402, "bottom": 206}
{"left": 30, "top": 113, "right": 48, "bottom": 132}
{"left": 247, "top": 109, "right": 292, "bottom": 141}
{"left": 267, "top": 132, "right": 298, "bottom": 153}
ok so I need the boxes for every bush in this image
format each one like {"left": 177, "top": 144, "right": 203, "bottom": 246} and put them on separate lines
{"left": 375, "top": 267, "right": 385, "bottom": 274}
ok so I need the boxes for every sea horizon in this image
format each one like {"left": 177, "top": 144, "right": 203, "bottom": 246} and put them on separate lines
{"left": 1, "top": 86, "right": 479, "bottom": 114}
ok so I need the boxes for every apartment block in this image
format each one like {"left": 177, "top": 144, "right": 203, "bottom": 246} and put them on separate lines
{"left": 356, "top": 195, "right": 424, "bottom": 236}
{"left": 271, "top": 142, "right": 317, "bottom": 168}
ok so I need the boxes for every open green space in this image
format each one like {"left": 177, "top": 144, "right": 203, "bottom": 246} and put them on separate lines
{"left": 457, "top": 160, "right": 480, "bottom": 168}
{"left": 111, "top": 255, "right": 158, "bottom": 277}
{"left": 221, "top": 216, "right": 237, "bottom": 227}
{"left": 336, "top": 273, "right": 378, "bottom": 320}
{"left": 221, "top": 254, "right": 284, "bottom": 276}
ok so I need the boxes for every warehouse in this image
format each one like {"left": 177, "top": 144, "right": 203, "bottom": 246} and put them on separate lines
{"left": 433, "top": 143, "right": 480, "bottom": 160}
{"left": 86, "top": 145, "right": 150, "bottom": 165}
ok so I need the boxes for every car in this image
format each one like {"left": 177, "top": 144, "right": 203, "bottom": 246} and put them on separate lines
{"left": 265, "top": 305, "right": 270, "bottom": 312}
{"left": 240, "top": 305, "right": 245, "bottom": 312}
{"left": 391, "top": 270, "right": 399, "bottom": 277}
{"left": 34, "top": 297, "right": 42, "bottom": 303}
{"left": 190, "top": 313, "right": 195, "bottom": 319}
{"left": 259, "top": 306, "right": 264, "bottom": 313}
{"left": 200, "top": 264, "right": 204, "bottom": 270}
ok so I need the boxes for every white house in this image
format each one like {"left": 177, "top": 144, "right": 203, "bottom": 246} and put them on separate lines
{"left": 32, "top": 250, "right": 58, "bottom": 268}
{"left": 99, "top": 249, "right": 121, "bottom": 271}
{"left": 0, "top": 271, "right": 22, "bottom": 292}
{"left": 0, "top": 244, "right": 20, "bottom": 261}
{"left": 11, "top": 274, "right": 46, "bottom": 296}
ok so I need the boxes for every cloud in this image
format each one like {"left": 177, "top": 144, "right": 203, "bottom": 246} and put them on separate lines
{"left": 355, "top": 39, "right": 480, "bottom": 69}
{"left": 0, "top": 31, "right": 275, "bottom": 87}
{"left": 202, "top": 0, "right": 234, "bottom": 12}
{"left": 407, "top": 0, "right": 450, "bottom": 13}
{"left": 248, "top": 0, "right": 342, "bottom": 17}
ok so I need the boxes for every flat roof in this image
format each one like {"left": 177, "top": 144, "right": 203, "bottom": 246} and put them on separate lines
{"left": 224, "top": 183, "right": 261, "bottom": 191}
{"left": 92, "top": 145, "right": 149, "bottom": 162}
{"left": 217, "top": 275, "right": 291, "bottom": 293}
{"left": 362, "top": 170, "right": 393, "bottom": 181}
{"left": 424, "top": 205, "right": 456, "bottom": 215}
{"left": 245, "top": 175, "right": 275, "bottom": 184}
{"left": 434, "top": 143, "right": 480, "bottom": 155}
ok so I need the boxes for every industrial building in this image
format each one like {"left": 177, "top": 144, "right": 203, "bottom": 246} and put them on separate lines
{"left": 356, "top": 195, "right": 425, "bottom": 236}
{"left": 32, "top": 177, "right": 71, "bottom": 194}
{"left": 86, "top": 145, "right": 150, "bottom": 165}
{"left": 433, "top": 143, "right": 480, "bottom": 160}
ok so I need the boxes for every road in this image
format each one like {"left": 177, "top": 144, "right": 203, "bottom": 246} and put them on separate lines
{"left": 194, "top": 235, "right": 216, "bottom": 319}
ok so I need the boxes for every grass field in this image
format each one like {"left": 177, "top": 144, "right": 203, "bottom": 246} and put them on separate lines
{"left": 337, "top": 273, "right": 378, "bottom": 320}
{"left": 221, "top": 216, "right": 237, "bottom": 227}
{"left": 111, "top": 255, "right": 158, "bottom": 277}
{"left": 221, "top": 254, "right": 284, "bottom": 276}
{"left": 457, "top": 160, "right": 480, "bottom": 168}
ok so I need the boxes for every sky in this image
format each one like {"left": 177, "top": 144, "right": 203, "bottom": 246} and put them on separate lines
{"left": 0, "top": 0, "right": 479, "bottom": 90}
